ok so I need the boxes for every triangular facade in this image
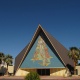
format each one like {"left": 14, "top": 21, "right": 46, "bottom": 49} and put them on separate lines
{"left": 20, "top": 35, "right": 65, "bottom": 68}
{"left": 15, "top": 25, "right": 74, "bottom": 76}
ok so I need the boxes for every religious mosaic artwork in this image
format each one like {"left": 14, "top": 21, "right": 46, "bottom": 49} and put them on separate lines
{"left": 31, "top": 36, "right": 53, "bottom": 66}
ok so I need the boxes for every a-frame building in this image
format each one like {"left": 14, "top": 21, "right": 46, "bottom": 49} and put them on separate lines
{"left": 15, "top": 25, "right": 74, "bottom": 76}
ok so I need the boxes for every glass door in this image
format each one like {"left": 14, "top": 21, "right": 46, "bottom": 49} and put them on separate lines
{"left": 37, "top": 69, "right": 50, "bottom": 76}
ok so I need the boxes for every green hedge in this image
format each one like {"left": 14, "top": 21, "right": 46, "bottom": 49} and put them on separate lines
{"left": 24, "top": 72, "right": 40, "bottom": 80}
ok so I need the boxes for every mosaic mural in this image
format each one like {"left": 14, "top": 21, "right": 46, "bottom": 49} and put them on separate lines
{"left": 31, "top": 36, "right": 53, "bottom": 66}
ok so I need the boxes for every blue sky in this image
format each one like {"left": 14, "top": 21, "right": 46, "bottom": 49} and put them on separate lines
{"left": 0, "top": 0, "right": 80, "bottom": 58}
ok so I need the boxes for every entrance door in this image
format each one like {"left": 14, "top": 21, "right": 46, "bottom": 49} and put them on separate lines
{"left": 37, "top": 69, "right": 50, "bottom": 76}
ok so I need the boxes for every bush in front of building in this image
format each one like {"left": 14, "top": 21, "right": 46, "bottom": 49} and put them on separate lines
{"left": 24, "top": 71, "right": 40, "bottom": 80}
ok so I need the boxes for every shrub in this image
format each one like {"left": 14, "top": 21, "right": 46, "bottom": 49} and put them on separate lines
{"left": 24, "top": 71, "right": 40, "bottom": 80}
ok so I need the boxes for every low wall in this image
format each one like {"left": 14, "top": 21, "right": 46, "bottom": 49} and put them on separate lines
{"left": 76, "top": 66, "right": 80, "bottom": 75}
{"left": 50, "top": 68, "right": 66, "bottom": 76}
{"left": 15, "top": 68, "right": 68, "bottom": 76}
{"left": 15, "top": 69, "right": 36, "bottom": 76}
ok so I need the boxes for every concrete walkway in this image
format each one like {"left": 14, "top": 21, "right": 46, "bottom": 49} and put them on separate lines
{"left": 40, "top": 76, "right": 80, "bottom": 80}
{"left": 0, "top": 76, "right": 80, "bottom": 80}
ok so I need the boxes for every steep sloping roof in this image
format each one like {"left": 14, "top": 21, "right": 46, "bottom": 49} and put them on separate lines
{"left": 14, "top": 24, "right": 74, "bottom": 72}
{"left": 14, "top": 43, "right": 29, "bottom": 71}
{"left": 42, "top": 28, "right": 74, "bottom": 67}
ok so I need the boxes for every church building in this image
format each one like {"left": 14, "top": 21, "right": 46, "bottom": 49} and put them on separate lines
{"left": 14, "top": 25, "right": 74, "bottom": 76}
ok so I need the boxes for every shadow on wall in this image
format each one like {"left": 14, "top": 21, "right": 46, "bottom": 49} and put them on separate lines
{"left": 66, "top": 64, "right": 74, "bottom": 74}
{"left": 0, "top": 66, "right": 7, "bottom": 76}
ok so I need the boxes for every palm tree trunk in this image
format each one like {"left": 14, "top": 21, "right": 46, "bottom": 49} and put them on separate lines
{"left": 6, "top": 64, "right": 8, "bottom": 75}
{"left": 74, "top": 61, "right": 76, "bottom": 75}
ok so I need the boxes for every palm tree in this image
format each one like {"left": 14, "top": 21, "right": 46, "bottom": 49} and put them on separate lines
{"left": 4, "top": 54, "right": 13, "bottom": 75}
{"left": 68, "top": 47, "right": 80, "bottom": 67}
{"left": 4, "top": 54, "right": 13, "bottom": 65}
{"left": 0, "top": 52, "right": 5, "bottom": 64}
{"left": 68, "top": 47, "right": 80, "bottom": 74}
{"left": 79, "top": 48, "right": 80, "bottom": 60}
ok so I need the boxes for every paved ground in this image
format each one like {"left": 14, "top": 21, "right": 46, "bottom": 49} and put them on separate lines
{"left": 0, "top": 76, "right": 80, "bottom": 80}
